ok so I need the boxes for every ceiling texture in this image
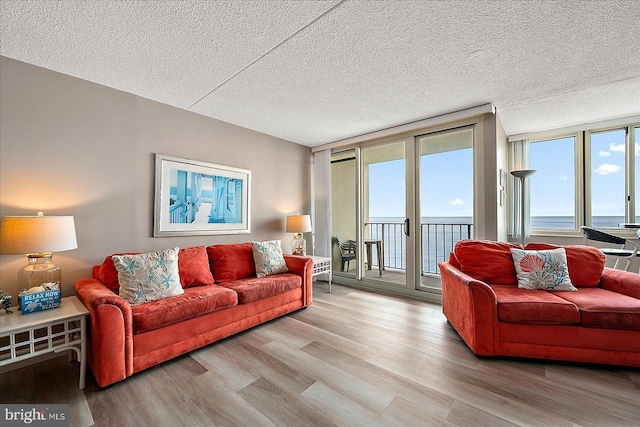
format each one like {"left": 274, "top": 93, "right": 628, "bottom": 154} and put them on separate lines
{"left": 1, "top": 0, "right": 639, "bottom": 147}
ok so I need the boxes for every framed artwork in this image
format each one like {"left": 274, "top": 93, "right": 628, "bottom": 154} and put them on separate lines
{"left": 154, "top": 154, "right": 251, "bottom": 236}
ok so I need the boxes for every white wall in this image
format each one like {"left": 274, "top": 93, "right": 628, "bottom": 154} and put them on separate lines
{"left": 0, "top": 56, "right": 312, "bottom": 300}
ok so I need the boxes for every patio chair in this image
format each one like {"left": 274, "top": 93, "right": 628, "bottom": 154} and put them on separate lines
{"left": 334, "top": 236, "right": 356, "bottom": 272}
{"left": 581, "top": 226, "right": 638, "bottom": 271}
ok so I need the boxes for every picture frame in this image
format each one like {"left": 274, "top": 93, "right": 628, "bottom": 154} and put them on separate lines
{"left": 154, "top": 154, "right": 251, "bottom": 236}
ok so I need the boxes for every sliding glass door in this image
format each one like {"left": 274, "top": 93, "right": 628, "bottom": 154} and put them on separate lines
{"left": 330, "top": 123, "right": 475, "bottom": 296}
{"left": 417, "top": 126, "right": 474, "bottom": 291}
{"left": 331, "top": 150, "right": 357, "bottom": 278}
{"left": 362, "top": 141, "right": 408, "bottom": 287}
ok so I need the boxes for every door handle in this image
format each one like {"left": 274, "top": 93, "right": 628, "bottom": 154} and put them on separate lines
{"left": 403, "top": 218, "right": 410, "bottom": 236}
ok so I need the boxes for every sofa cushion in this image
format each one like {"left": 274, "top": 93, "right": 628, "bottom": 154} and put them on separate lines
{"left": 113, "top": 248, "right": 185, "bottom": 305}
{"left": 131, "top": 285, "right": 238, "bottom": 334}
{"left": 252, "top": 240, "right": 288, "bottom": 278}
{"left": 207, "top": 243, "right": 256, "bottom": 283}
{"left": 178, "top": 246, "right": 215, "bottom": 288}
{"left": 510, "top": 248, "right": 577, "bottom": 291}
{"left": 98, "top": 247, "right": 216, "bottom": 291}
{"left": 453, "top": 240, "right": 522, "bottom": 285}
{"left": 525, "top": 243, "right": 605, "bottom": 287}
{"left": 220, "top": 273, "right": 302, "bottom": 304}
{"left": 98, "top": 252, "right": 139, "bottom": 291}
{"left": 491, "top": 285, "right": 580, "bottom": 325}
{"left": 552, "top": 288, "right": 640, "bottom": 331}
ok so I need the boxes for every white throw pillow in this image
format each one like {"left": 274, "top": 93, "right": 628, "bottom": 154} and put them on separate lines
{"left": 251, "top": 240, "right": 288, "bottom": 278}
{"left": 113, "top": 247, "right": 184, "bottom": 305}
{"left": 510, "top": 247, "right": 577, "bottom": 291}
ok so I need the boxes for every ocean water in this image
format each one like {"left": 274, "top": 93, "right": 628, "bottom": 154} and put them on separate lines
{"left": 367, "top": 216, "right": 627, "bottom": 273}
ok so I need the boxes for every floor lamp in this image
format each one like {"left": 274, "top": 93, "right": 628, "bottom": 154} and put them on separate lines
{"left": 511, "top": 169, "right": 536, "bottom": 246}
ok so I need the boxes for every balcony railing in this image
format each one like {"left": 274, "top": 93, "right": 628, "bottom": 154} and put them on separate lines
{"left": 365, "top": 221, "right": 474, "bottom": 275}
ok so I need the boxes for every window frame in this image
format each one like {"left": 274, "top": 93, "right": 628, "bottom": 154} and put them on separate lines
{"left": 585, "top": 125, "right": 632, "bottom": 229}
{"left": 528, "top": 132, "right": 584, "bottom": 237}
{"left": 521, "top": 120, "right": 640, "bottom": 238}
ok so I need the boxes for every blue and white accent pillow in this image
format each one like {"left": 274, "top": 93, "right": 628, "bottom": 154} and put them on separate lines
{"left": 510, "top": 248, "right": 577, "bottom": 291}
{"left": 113, "top": 247, "right": 184, "bottom": 305}
{"left": 252, "top": 240, "right": 288, "bottom": 278}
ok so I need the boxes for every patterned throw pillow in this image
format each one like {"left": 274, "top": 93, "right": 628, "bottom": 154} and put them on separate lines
{"left": 510, "top": 248, "right": 577, "bottom": 291}
{"left": 112, "top": 247, "right": 184, "bottom": 305}
{"left": 251, "top": 240, "right": 288, "bottom": 278}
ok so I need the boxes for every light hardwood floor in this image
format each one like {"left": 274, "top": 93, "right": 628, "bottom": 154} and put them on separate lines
{"left": 1, "top": 282, "right": 639, "bottom": 427}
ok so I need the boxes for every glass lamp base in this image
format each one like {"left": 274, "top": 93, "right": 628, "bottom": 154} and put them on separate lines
{"left": 18, "top": 253, "right": 61, "bottom": 291}
{"left": 292, "top": 236, "right": 307, "bottom": 256}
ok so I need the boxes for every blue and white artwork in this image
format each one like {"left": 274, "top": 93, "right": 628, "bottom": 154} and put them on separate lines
{"left": 169, "top": 170, "right": 243, "bottom": 224}
{"left": 154, "top": 155, "right": 251, "bottom": 236}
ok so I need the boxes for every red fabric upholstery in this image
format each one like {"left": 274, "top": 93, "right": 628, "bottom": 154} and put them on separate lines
{"left": 440, "top": 262, "right": 497, "bottom": 355}
{"left": 220, "top": 273, "right": 302, "bottom": 304}
{"left": 448, "top": 252, "right": 461, "bottom": 269}
{"left": 75, "top": 243, "right": 313, "bottom": 387}
{"left": 491, "top": 284, "right": 580, "bottom": 325}
{"left": 284, "top": 255, "right": 313, "bottom": 307}
{"left": 132, "top": 289, "right": 303, "bottom": 373}
{"left": 453, "top": 240, "right": 522, "bottom": 285}
{"left": 498, "top": 323, "right": 640, "bottom": 366}
{"left": 440, "top": 240, "right": 640, "bottom": 367}
{"left": 207, "top": 243, "right": 256, "bottom": 283}
{"left": 552, "top": 288, "right": 640, "bottom": 331}
{"left": 97, "top": 252, "right": 139, "bottom": 291}
{"left": 74, "top": 278, "right": 133, "bottom": 387}
{"left": 600, "top": 267, "right": 640, "bottom": 299}
{"left": 98, "top": 248, "right": 215, "bottom": 291}
{"left": 525, "top": 243, "right": 606, "bottom": 287}
{"left": 178, "top": 246, "right": 215, "bottom": 287}
{"left": 131, "top": 285, "right": 237, "bottom": 334}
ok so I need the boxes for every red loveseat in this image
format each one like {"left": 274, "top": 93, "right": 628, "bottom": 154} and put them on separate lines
{"left": 439, "top": 240, "right": 640, "bottom": 367}
{"left": 74, "top": 243, "right": 312, "bottom": 387}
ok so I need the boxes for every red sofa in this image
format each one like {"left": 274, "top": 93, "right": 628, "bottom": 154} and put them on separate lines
{"left": 74, "top": 243, "right": 312, "bottom": 387}
{"left": 440, "top": 240, "right": 640, "bottom": 367}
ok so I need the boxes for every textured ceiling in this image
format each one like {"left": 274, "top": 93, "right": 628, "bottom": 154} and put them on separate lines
{"left": 1, "top": 0, "right": 639, "bottom": 147}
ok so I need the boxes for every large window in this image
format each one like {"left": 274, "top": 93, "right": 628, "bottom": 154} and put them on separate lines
{"left": 530, "top": 136, "right": 576, "bottom": 229}
{"left": 523, "top": 121, "right": 639, "bottom": 232}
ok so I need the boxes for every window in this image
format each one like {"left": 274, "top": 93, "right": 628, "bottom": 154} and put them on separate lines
{"left": 514, "top": 120, "right": 639, "bottom": 234}
{"left": 530, "top": 136, "right": 576, "bottom": 229}
{"left": 589, "top": 129, "right": 626, "bottom": 227}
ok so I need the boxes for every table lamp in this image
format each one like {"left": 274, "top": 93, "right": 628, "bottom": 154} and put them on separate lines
{"left": 286, "top": 214, "right": 312, "bottom": 256}
{"left": 0, "top": 212, "right": 78, "bottom": 291}
{"left": 511, "top": 169, "right": 536, "bottom": 246}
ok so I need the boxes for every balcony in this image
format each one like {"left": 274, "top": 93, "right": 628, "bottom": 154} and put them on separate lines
{"left": 360, "top": 220, "right": 474, "bottom": 289}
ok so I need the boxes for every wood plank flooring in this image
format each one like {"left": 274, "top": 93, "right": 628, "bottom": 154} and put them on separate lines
{"left": 1, "top": 282, "right": 639, "bottom": 427}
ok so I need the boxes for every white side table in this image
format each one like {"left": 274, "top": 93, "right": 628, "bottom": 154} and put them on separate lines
{"left": 309, "top": 255, "right": 332, "bottom": 293}
{"left": 0, "top": 296, "right": 89, "bottom": 389}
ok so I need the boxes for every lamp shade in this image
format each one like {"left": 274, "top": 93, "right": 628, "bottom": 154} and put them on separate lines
{"left": 0, "top": 214, "right": 78, "bottom": 254}
{"left": 511, "top": 169, "right": 537, "bottom": 179}
{"left": 286, "top": 215, "right": 312, "bottom": 233}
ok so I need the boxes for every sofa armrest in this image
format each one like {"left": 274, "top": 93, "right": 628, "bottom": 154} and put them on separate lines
{"left": 74, "top": 278, "right": 134, "bottom": 387}
{"left": 439, "top": 261, "right": 499, "bottom": 356}
{"left": 600, "top": 267, "right": 640, "bottom": 299}
{"left": 284, "top": 255, "right": 313, "bottom": 307}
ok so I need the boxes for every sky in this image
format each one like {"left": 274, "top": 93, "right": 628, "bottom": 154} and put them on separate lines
{"left": 367, "top": 127, "right": 637, "bottom": 220}
{"left": 368, "top": 148, "right": 473, "bottom": 218}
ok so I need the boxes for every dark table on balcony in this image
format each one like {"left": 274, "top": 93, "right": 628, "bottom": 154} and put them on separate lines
{"left": 364, "top": 239, "right": 384, "bottom": 277}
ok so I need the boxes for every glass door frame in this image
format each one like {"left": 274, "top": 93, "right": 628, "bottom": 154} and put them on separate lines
{"left": 330, "top": 116, "right": 485, "bottom": 302}
{"left": 414, "top": 123, "right": 477, "bottom": 293}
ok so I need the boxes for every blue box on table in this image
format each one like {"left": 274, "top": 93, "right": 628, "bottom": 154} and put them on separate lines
{"left": 21, "top": 290, "right": 61, "bottom": 314}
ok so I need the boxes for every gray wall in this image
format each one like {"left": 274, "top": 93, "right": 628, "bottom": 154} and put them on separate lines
{"left": 0, "top": 56, "right": 312, "bottom": 299}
